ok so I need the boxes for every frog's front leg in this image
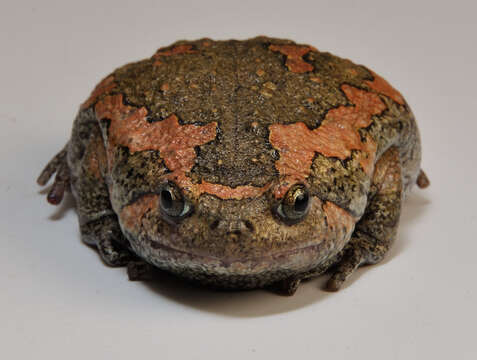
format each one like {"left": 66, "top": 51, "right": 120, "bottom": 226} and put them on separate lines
{"left": 39, "top": 115, "right": 135, "bottom": 267}
{"left": 80, "top": 215, "right": 134, "bottom": 266}
{"left": 69, "top": 126, "right": 136, "bottom": 267}
{"left": 326, "top": 147, "right": 404, "bottom": 291}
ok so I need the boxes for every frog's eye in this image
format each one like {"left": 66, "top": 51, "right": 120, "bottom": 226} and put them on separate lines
{"left": 159, "top": 182, "right": 192, "bottom": 220}
{"left": 276, "top": 184, "right": 310, "bottom": 224}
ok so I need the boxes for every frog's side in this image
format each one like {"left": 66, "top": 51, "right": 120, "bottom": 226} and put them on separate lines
{"left": 38, "top": 37, "right": 429, "bottom": 294}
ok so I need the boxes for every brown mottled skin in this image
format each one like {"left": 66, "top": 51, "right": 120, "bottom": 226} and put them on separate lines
{"left": 38, "top": 37, "right": 429, "bottom": 294}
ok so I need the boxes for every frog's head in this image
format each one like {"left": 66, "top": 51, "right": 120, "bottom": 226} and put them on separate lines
{"left": 98, "top": 38, "right": 382, "bottom": 287}
{"left": 117, "top": 179, "right": 360, "bottom": 287}
{"left": 108, "top": 112, "right": 370, "bottom": 287}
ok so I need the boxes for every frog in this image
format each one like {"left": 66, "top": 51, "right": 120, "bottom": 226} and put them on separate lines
{"left": 37, "top": 36, "right": 429, "bottom": 295}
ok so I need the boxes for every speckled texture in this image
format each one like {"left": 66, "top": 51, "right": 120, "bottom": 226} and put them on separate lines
{"left": 38, "top": 37, "right": 428, "bottom": 294}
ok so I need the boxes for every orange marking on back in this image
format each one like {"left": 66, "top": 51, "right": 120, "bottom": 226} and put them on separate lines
{"left": 365, "top": 70, "right": 405, "bottom": 105}
{"left": 95, "top": 93, "right": 216, "bottom": 175}
{"left": 81, "top": 75, "right": 116, "bottom": 110}
{"left": 153, "top": 44, "right": 198, "bottom": 66}
{"left": 269, "top": 85, "right": 386, "bottom": 198}
{"left": 95, "top": 94, "right": 270, "bottom": 200}
{"left": 269, "top": 44, "right": 314, "bottom": 73}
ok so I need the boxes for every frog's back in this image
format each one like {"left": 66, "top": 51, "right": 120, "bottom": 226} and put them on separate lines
{"left": 82, "top": 37, "right": 420, "bottom": 219}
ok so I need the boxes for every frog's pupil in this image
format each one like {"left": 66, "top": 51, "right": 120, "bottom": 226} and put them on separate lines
{"left": 161, "top": 190, "right": 173, "bottom": 209}
{"left": 294, "top": 193, "right": 309, "bottom": 213}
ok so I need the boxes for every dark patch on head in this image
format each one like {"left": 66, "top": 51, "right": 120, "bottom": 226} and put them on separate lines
{"left": 209, "top": 219, "right": 220, "bottom": 230}
{"left": 111, "top": 147, "right": 169, "bottom": 206}
{"left": 191, "top": 119, "right": 278, "bottom": 188}
{"left": 309, "top": 153, "right": 368, "bottom": 217}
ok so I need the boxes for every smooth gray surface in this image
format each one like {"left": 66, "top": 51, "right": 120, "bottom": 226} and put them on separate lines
{"left": 1, "top": 0, "right": 476, "bottom": 359}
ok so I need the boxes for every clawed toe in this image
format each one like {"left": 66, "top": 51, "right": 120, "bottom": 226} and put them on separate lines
{"left": 269, "top": 277, "right": 302, "bottom": 296}
{"left": 324, "top": 247, "right": 365, "bottom": 292}
{"left": 37, "top": 146, "right": 70, "bottom": 205}
{"left": 417, "top": 169, "right": 430, "bottom": 189}
{"left": 127, "top": 261, "right": 155, "bottom": 281}
{"left": 97, "top": 237, "right": 133, "bottom": 267}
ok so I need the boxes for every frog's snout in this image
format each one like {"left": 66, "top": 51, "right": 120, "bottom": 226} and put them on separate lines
{"left": 208, "top": 218, "right": 255, "bottom": 236}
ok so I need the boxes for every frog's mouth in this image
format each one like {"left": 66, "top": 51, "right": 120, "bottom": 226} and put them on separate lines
{"left": 128, "top": 229, "right": 352, "bottom": 286}
{"left": 120, "top": 193, "right": 356, "bottom": 287}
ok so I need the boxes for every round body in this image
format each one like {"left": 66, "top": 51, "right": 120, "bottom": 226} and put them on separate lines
{"left": 61, "top": 37, "right": 422, "bottom": 290}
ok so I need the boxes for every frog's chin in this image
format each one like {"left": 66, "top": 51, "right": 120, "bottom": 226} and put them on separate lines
{"left": 128, "top": 236, "right": 348, "bottom": 289}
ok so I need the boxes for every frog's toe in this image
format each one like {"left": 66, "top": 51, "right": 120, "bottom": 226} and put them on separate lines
{"left": 269, "top": 276, "right": 302, "bottom": 296}
{"left": 81, "top": 216, "right": 134, "bottom": 267}
{"left": 324, "top": 246, "right": 365, "bottom": 292}
{"left": 127, "top": 260, "right": 156, "bottom": 281}
{"left": 37, "top": 145, "right": 70, "bottom": 205}
{"left": 416, "top": 169, "right": 430, "bottom": 188}
{"left": 46, "top": 162, "right": 70, "bottom": 205}
{"left": 97, "top": 237, "right": 134, "bottom": 267}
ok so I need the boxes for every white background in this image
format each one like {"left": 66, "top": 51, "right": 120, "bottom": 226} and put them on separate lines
{"left": 1, "top": 0, "right": 476, "bottom": 359}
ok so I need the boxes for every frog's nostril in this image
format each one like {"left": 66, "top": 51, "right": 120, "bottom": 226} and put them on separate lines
{"left": 209, "top": 219, "right": 220, "bottom": 230}
{"left": 244, "top": 220, "right": 255, "bottom": 232}
{"left": 208, "top": 219, "right": 255, "bottom": 233}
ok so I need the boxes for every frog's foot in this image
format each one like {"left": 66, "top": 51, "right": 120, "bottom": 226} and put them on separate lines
{"left": 80, "top": 216, "right": 135, "bottom": 267}
{"left": 325, "top": 147, "right": 403, "bottom": 292}
{"left": 269, "top": 277, "right": 302, "bottom": 296}
{"left": 37, "top": 145, "right": 70, "bottom": 205}
{"left": 97, "top": 237, "right": 134, "bottom": 267}
{"left": 325, "top": 232, "right": 375, "bottom": 292}
{"left": 269, "top": 259, "right": 334, "bottom": 296}
{"left": 127, "top": 260, "right": 156, "bottom": 281}
{"left": 416, "top": 169, "right": 430, "bottom": 188}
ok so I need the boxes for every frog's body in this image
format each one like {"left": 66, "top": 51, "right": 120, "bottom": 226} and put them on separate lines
{"left": 38, "top": 37, "right": 429, "bottom": 294}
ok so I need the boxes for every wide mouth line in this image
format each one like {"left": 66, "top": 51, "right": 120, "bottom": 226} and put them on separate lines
{"left": 146, "top": 238, "right": 325, "bottom": 266}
